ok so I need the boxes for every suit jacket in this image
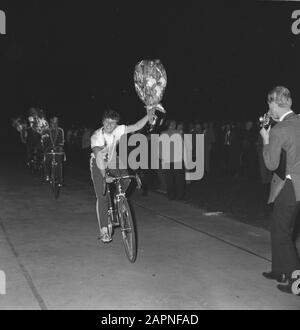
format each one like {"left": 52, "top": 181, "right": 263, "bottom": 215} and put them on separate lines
{"left": 274, "top": 149, "right": 286, "bottom": 181}
{"left": 263, "top": 112, "right": 300, "bottom": 203}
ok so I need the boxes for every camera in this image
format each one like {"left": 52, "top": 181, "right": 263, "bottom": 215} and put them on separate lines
{"left": 259, "top": 112, "right": 271, "bottom": 129}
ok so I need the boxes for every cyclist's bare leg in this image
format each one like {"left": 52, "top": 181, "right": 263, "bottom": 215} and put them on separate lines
{"left": 91, "top": 156, "right": 111, "bottom": 242}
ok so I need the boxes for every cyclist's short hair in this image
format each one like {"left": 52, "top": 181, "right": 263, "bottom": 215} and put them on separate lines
{"left": 267, "top": 86, "right": 292, "bottom": 108}
{"left": 102, "top": 109, "right": 120, "bottom": 123}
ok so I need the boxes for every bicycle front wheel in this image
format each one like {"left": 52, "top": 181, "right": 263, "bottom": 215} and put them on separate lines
{"left": 118, "top": 197, "right": 137, "bottom": 263}
{"left": 51, "top": 180, "right": 60, "bottom": 199}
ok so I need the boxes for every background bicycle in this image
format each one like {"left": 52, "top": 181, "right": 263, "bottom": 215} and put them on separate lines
{"left": 44, "top": 149, "right": 66, "bottom": 199}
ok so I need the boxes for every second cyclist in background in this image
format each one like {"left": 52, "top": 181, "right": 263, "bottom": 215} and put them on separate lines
{"left": 42, "top": 116, "right": 65, "bottom": 186}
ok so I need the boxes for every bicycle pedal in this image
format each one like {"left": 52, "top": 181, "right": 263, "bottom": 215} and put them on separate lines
{"left": 102, "top": 238, "right": 112, "bottom": 244}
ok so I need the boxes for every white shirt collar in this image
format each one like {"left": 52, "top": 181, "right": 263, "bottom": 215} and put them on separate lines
{"left": 279, "top": 110, "right": 293, "bottom": 122}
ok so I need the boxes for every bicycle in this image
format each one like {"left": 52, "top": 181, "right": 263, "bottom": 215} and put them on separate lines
{"left": 45, "top": 149, "right": 65, "bottom": 199}
{"left": 103, "top": 173, "right": 141, "bottom": 263}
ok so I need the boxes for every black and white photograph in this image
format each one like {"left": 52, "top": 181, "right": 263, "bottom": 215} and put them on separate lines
{"left": 1, "top": 0, "right": 300, "bottom": 313}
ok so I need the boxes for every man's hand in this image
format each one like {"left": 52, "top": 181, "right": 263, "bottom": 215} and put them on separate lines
{"left": 146, "top": 104, "right": 166, "bottom": 115}
{"left": 155, "top": 104, "right": 166, "bottom": 114}
{"left": 260, "top": 126, "right": 270, "bottom": 145}
{"left": 102, "top": 175, "right": 114, "bottom": 196}
{"left": 96, "top": 151, "right": 107, "bottom": 171}
{"left": 146, "top": 104, "right": 166, "bottom": 124}
{"left": 146, "top": 110, "right": 155, "bottom": 124}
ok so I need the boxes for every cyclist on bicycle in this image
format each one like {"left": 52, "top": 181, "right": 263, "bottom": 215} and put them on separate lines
{"left": 90, "top": 108, "right": 164, "bottom": 243}
{"left": 42, "top": 116, "right": 65, "bottom": 185}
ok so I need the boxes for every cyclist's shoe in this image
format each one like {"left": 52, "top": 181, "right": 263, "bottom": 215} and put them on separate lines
{"left": 101, "top": 234, "right": 112, "bottom": 243}
{"left": 99, "top": 227, "right": 112, "bottom": 243}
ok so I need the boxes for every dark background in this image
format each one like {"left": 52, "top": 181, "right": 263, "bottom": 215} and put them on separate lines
{"left": 1, "top": 1, "right": 300, "bottom": 134}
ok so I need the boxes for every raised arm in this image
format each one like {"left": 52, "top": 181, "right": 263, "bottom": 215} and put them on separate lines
{"left": 126, "top": 106, "right": 166, "bottom": 134}
{"left": 262, "top": 127, "right": 283, "bottom": 171}
{"left": 126, "top": 114, "right": 149, "bottom": 135}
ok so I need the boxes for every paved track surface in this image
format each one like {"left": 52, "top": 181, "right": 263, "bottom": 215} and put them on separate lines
{"left": 0, "top": 155, "right": 300, "bottom": 310}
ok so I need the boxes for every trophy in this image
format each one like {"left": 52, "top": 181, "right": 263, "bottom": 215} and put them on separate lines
{"left": 134, "top": 59, "right": 167, "bottom": 132}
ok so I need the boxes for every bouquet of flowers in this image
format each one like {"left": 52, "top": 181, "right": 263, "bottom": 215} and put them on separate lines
{"left": 35, "top": 117, "right": 49, "bottom": 134}
{"left": 134, "top": 59, "right": 167, "bottom": 131}
{"left": 28, "top": 108, "right": 49, "bottom": 135}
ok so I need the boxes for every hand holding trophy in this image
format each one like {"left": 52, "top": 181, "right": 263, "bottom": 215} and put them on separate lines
{"left": 134, "top": 59, "right": 167, "bottom": 132}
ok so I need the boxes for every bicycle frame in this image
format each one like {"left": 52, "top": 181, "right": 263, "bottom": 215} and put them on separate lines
{"left": 106, "top": 175, "right": 137, "bottom": 227}
{"left": 45, "top": 150, "right": 65, "bottom": 198}
{"left": 46, "top": 151, "right": 64, "bottom": 179}
{"left": 103, "top": 173, "right": 141, "bottom": 262}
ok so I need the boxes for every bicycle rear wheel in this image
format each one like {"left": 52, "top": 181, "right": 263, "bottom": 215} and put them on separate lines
{"left": 118, "top": 197, "right": 137, "bottom": 263}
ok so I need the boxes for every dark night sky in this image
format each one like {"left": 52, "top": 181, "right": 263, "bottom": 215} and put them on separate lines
{"left": 1, "top": 1, "right": 300, "bottom": 132}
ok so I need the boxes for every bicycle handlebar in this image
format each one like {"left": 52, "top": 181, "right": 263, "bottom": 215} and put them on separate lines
{"left": 102, "top": 173, "right": 142, "bottom": 196}
{"left": 45, "top": 151, "right": 65, "bottom": 155}
{"left": 110, "top": 174, "right": 138, "bottom": 182}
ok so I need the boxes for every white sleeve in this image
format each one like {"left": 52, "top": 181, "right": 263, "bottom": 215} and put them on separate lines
{"left": 114, "top": 125, "right": 126, "bottom": 142}
{"left": 90, "top": 130, "right": 104, "bottom": 148}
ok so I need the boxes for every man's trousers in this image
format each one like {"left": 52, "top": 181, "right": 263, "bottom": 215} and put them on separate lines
{"left": 271, "top": 179, "right": 300, "bottom": 279}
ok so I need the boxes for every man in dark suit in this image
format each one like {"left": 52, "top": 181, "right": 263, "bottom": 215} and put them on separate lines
{"left": 260, "top": 86, "right": 300, "bottom": 295}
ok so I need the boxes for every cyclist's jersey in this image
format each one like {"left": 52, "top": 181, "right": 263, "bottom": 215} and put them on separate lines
{"left": 42, "top": 127, "right": 65, "bottom": 153}
{"left": 91, "top": 125, "right": 126, "bottom": 163}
